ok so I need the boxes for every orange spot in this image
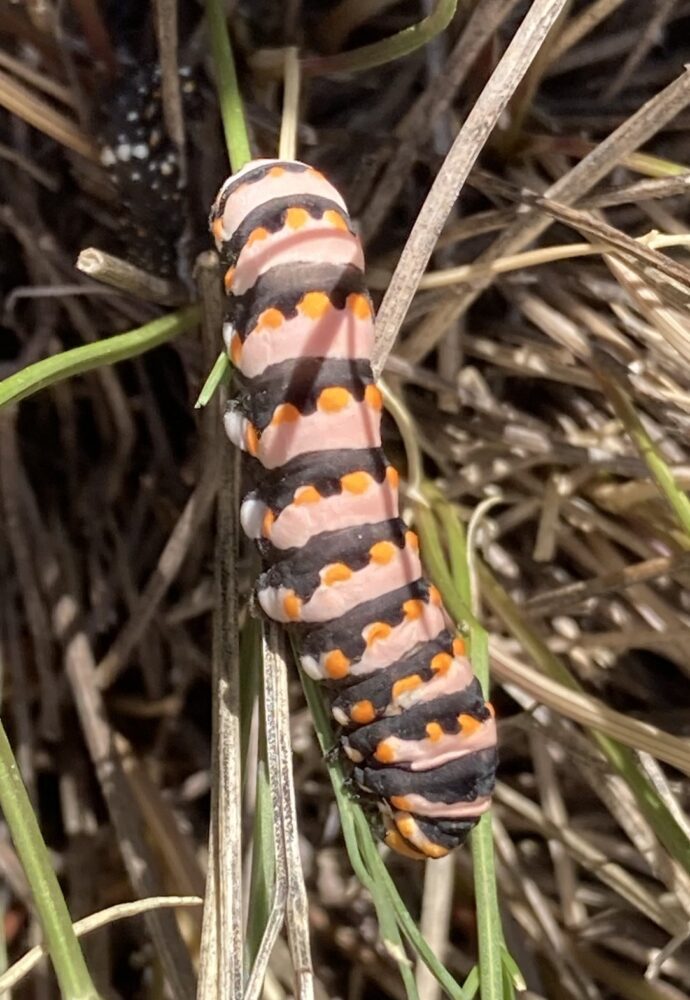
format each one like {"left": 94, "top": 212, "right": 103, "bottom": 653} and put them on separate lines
{"left": 317, "top": 386, "right": 351, "bottom": 413}
{"left": 422, "top": 841, "right": 450, "bottom": 860}
{"left": 324, "top": 209, "right": 348, "bottom": 231}
{"left": 271, "top": 403, "right": 301, "bottom": 425}
{"left": 384, "top": 829, "right": 426, "bottom": 861}
{"left": 452, "top": 637, "right": 467, "bottom": 657}
{"left": 405, "top": 531, "right": 419, "bottom": 552}
{"left": 390, "top": 796, "right": 411, "bottom": 811}
{"left": 247, "top": 226, "right": 269, "bottom": 247}
{"left": 364, "top": 384, "right": 383, "bottom": 410}
{"left": 269, "top": 165, "right": 285, "bottom": 177}
{"left": 369, "top": 540, "right": 396, "bottom": 565}
{"left": 347, "top": 292, "right": 372, "bottom": 320}
{"left": 397, "top": 815, "right": 416, "bottom": 838}
{"left": 299, "top": 291, "right": 330, "bottom": 319}
{"left": 341, "top": 471, "right": 372, "bottom": 494}
{"left": 374, "top": 741, "right": 396, "bottom": 764}
{"left": 365, "top": 622, "right": 392, "bottom": 646}
{"left": 293, "top": 486, "right": 321, "bottom": 505}
{"left": 286, "top": 206, "right": 309, "bottom": 229}
{"left": 325, "top": 649, "right": 350, "bottom": 679}
{"left": 459, "top": 714, "right": 482, "bottom": 735}
{"left": 323, "top": 563, "right": 353, "bottom": 585}
{"left": 386, "top": 466, "right": 400, "bottom": 489}
{"left": 431, "top": 652, "right": 453, "bottom": 675}
{"left": 392, "top": 674, "right": 422, "bottom": 699}
{"left": 425, "top": 722, "right": 444, "bottom": 742}
{"left": 403, "top": 599, "right": 424, "bottom": 620}
{"left": 350, "top": 700, "right": 376, "bottom": 724}
{"left": 212, "top": 217, "right": 224, "bottom": 242}
{"left": 486, "top": 701, "right": 496, "bottom": 718}
{"left": 283, "top": 592, "right": 302, "bottom": 620}
{"left": 307, "top": 167, "right": 325, "bottom": 180}
{"left": 230, "top": 333, "right": 242, "bottom": 366}
{"left": 257, "top": 308, "right": 284, "bottom": 330}
{"left": 262, "top": 509, "right": 275, "bottom": 537}
{"left": 246, "top": 424, "right": 259, "bottom": 457}
{"left": 224, "top": 267, "right": 235, "bottom": 291}
{"left": 429, "top": 585, "right": 442, "bottom": 606}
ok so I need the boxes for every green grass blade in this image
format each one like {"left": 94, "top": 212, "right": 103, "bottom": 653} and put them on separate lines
{"left": 471, "top": 815, "right": 505, "bottom": 1000}
{"left": 195, "top": 351, "right": 231, "bottom": 408}
{"left": 0, "top": 306, "right": 199, "bottom": 409}
{"left": 205, "top": 0, "right": 252, "bottom": 170}
{"left": 413, "top": 503, "right": 478, "bottom": 629}
{"left": 501, "top": 947, "right": 525, "bottom": 991}
{"left": 420, "top": 490, "right": 516, "bottom": 1000}
{"left": 479, "top": 566, "right": 690, "bottom": 876}
{"left": 245, "top": 759, "right": 275, "bottom": 968}
{"left": 599, "top": 373, "right": 690, "bottom": 540}
{"left": 462, "top": 965, "right": 479, "bottom": 998}
{"left": 300, "top": 664, "right": 467, "bottom": 999}
{"left": 0, "top": 718, "right": 101, "bottom": 999}
{"left": 302, "top": 0, "right": 457, "bottom": 77}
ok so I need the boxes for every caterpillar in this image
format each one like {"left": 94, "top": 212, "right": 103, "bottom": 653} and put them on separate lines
{"left": 209, "top": 160, "right": 497, "bottom": 860}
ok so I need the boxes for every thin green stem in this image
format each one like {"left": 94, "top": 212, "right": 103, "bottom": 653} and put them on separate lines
{"left": 479, "top": 566, "right": 690, "bottom": 875}
{"left": 0, "top": 719, "right": 101, "bottom": 998}
{"left": 472, "top": 815, "right": 505, "bottom": 1000}
{"left": 600, "top": 374, "right": 690, "bottom": 541}
{"left": 423, "top": 489, "right": 515, "bottom": 1000}
{"left": 0, "top": 306, "right": 199, "bottom": 408}
{"left": 195, "top": 351, "right": 231, "bottom": 408}
{"left": 205, "top": 0, "right": 252, "bottom": 170}
{"left": 302, "top": 0, "right": 457, "bottom": 77}
{"left": 300, "top": 664, "right": 466, "bottom": 999}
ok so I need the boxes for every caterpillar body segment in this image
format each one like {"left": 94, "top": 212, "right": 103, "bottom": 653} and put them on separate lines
{"left": 210, "top": 158, "right": 497, "bottom": 859}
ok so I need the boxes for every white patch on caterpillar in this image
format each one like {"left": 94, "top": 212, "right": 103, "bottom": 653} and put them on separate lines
{"left": 240, "top": 498, "right": 267, "bottom": 539}
{"left": 332, "top": 706, "right": 350, "bottom": 726}
{"left": 299, "top": 654, "right": 322, "bottom": 681}
{"left": 223, "top": 407, "right": 249, "bottom": 451}
{"left": 341, "top": 743, "right": 363, "bottom": 764}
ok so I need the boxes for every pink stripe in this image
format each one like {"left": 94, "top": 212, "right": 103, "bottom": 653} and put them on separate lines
{"left": 394, "top": 794, "right": 492, "bottom": 820}
{"left": 257, "top": 401, "right": 381, "bottom": 469}
{"left": 378, "top": 717, "right": 497, "bottom": 771}
{"left": 230, "top": 225, "right": 363, "bottom": 296}
{"left": 214, "top": 160, "right": 347, "bottom": 243}
{"left": 269, "top": 481, "right": 398, "bottom": 550}
{"left": 234, "top": 308, "right": 374, "bottom": 379}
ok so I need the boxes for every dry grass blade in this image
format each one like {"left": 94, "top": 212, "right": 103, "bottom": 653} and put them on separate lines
{"left": 491, "top": 643, "right": 690, "bottom": 776}
{"left": 533, "top": 197, "right": 690, "bottom": 301}
{"left": 372, "top": 0, "right": 572, "bottom": 375}
{"left": 0, "top": 896, "right": 203, "bottom": 994}
{"left": 494, "top": 782, "right": 685, "bottom": 935}
{"left": 397, "top": 65, "right": 690, "bottom": 363}
{"left": 5, "top": 3, "right": 690, "bottom": 997}
{"left": 96, "top": 464, "right": 219, "bottom": 688}
{"left": 361, "top": 0, "right": 522, "bottom": 241}
{"left": 197, "top": 449, "right": 243, "bottom": 1000}
{"left": 261, "top": 624, "right": 314, "bottom": 1000}
{"left": 77, "top": 248, "right": 187, "bottom": 306}
{"left": 47, "top": 562, "right": 197, "bottom": 998}
{"left": 0, "top": 67, "right": 99, "bottom": 161}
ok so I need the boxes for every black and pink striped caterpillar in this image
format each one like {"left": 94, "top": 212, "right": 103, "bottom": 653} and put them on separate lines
{"left": 209, "top": 160, "right": 497, "bottom": 859}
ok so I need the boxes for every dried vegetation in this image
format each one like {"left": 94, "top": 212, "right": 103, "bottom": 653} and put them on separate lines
{"left": 1, "top": 1, "right": 690, "bottom": 998}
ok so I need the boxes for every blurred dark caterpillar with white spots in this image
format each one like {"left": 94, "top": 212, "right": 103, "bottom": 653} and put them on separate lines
{"left": 100, "top": 64, "right": 199, "bottom": 276}
{"left": 209, "top": 159, "right": 497, "bottom": 859}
